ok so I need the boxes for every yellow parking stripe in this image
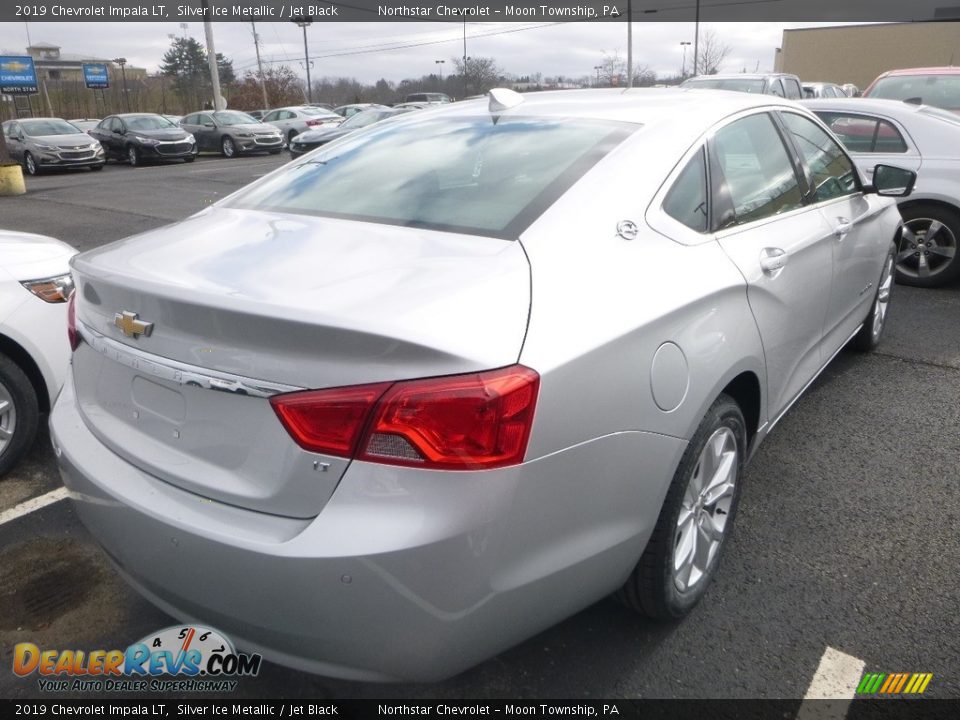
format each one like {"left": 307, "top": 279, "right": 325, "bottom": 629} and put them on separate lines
{"left": 903, "top": 674, "right": 919, "bottom": 693}
{"left": 917, "top": 674, "right": 933, "bottom": 694}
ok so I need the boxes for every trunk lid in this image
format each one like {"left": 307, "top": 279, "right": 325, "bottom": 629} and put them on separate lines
{"left": 70, "top": 207, "right": 531, "bottom": 517}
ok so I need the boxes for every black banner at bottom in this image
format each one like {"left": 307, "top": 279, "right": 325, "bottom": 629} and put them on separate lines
{"left": 3, "top": 699, "right": 960, "bottom": 720}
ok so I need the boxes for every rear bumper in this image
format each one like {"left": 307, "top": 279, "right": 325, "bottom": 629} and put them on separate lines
{"left": 51, "top": 373, "right": 684, "bottom": 681}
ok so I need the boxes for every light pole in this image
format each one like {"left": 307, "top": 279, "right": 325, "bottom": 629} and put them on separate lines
{"left": 680, "top": 41, "right": 691, "bottom": 79}
{"left": 292, "top": 16, "right": 314, "bottom": 104}
{"left": 462, "top": 20, "right": 468, "bottom": 98}
{"left": 594, "top": 65, "right": 602, "bottom": 88}
{"left": 113, "top": 57, "right": 130, "bottom": 112}
{"left": 435, "top": 59, "right": 445, "bottom": 84}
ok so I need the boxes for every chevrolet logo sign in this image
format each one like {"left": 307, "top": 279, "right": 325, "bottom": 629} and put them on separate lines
{"left": 114, "top": 311, "right": 153, "bottom": 339}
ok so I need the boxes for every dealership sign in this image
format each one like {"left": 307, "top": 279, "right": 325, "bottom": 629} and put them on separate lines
{"left": 0, "top": 56, "right": 38, "bottom": 95}
{"left": 83, "top": 63, "right": 109, "bottom": 89}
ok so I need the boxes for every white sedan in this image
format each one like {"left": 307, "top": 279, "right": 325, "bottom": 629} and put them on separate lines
{"left": 0, "top": 231, "right": 76, "bottom": 476}
{"left": 805, "top": 98, "right": 960, "bottom": 286}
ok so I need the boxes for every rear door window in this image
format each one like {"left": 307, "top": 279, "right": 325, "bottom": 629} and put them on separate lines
{"left": 814, "top": 112, "right": 909, "bottom": 154}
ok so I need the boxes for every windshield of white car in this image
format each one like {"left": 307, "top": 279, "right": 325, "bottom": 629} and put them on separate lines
{"left": 126, "top": 116, "right": 178, "bottom": 131}
{"left": 869, "top": 75, "right": 960, "bottom": 110}
{"left": 21, "top": 119, "right": 83, "bottom": 136}
{"left": 213, "top": 111, "right": 258, "bottom": 126}
{"left": 228, "top": 116, "right": 636, "bottom": 238}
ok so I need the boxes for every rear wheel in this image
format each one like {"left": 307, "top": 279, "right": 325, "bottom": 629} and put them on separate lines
{"left": 221, "top": 136, "right": 236, "bottom": 158}
{"left": 895, "top": 204, "right": 960, "bottom": 287}
{"left": 853, "top": 243, "right": 896, "bottom": 352}
{"left": 127, "top": 145, "right": 140, "bottom": 167}
{"left": 287, "top": 129, "right": 298, "bottom": 144}
{"left": 618, "top": 394, "right": 746, "bottom": 620}
{"left": 0, "top": 354, "right": 39, "bottom": 479}
{"left": 23, "top": 152, "right": 39, "bottom": 176}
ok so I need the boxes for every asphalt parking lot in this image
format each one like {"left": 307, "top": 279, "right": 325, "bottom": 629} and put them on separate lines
{"left": 1, "top": 156, "right": 958, "bottom": 700}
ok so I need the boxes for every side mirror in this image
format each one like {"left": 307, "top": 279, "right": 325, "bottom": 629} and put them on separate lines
{"left": 870, "top": 164, "right": 916, "bottom": 197}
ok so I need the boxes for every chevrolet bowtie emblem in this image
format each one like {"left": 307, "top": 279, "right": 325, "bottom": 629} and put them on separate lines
{"left": 114, "top": 311, "right": 154, "bottom": 339}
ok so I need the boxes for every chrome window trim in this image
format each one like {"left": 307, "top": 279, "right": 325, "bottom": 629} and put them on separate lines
{"left": 76, "top": 319, "right": 304, "bottom": 398}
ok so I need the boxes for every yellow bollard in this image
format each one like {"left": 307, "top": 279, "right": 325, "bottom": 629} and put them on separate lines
{"left": 0, "top": 163, "right": 26, "bottom": 196}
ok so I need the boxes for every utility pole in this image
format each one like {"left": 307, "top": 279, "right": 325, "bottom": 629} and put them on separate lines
{"left": 693, "top": 0, "right": 701, "bottom": 76}
{"left": 435, "top": 59, "right": 445, "bottom": 83}
{"left": 252, "top": 22, "right": 270, "bottom": 109}
{"left": 293, "top": 16, "right": 314, "bottom": 104}
{"left": 626, "top": 0, "right": 633, "bottom": 88}
{"left": 201, "top": 0, "right": 224, "bottom": 110}
{"left": 113, "top": 57, "right": 130, "bottom": 112}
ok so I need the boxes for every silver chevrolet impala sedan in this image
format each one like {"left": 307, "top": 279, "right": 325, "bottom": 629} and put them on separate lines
{"left": 51, "top": 89, "right": 913, "bottom": 682}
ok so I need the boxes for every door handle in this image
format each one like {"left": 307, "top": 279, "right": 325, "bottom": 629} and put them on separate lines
{"left": 759, "top": 247, "right": 789, "bottom": 273}
{"left": 834, "top": 217, "right": 853, "bottom": 238}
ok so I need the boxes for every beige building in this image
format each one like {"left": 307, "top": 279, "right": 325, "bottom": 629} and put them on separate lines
{"left": 774, "top": 22, "right": 960, "bottom": 91}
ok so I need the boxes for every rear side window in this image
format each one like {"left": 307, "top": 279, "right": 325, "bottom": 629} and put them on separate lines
{"left": 814, "top": 112, "right": 908, "bottom": 154}
{"left": 783, "top": 79, "right": 802, "bottom": 99}
{"left": 780, "top": 112, "right": 859, "bottom": 202}
{"left": 769, "top": 79, "right": 785, "bottom": 98}
{"left": 710, "top": 113, "right": 804, "bottom": 227}
{"left": 663, "top": 149, "right": 708, "bottom": 232}
{"left": 228, "top": 116, "right": 636, "bottom": 238}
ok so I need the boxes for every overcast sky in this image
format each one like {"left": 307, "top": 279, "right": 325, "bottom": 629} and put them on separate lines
{"left": 0, "top": 21, "right": 853, "bottom": 84}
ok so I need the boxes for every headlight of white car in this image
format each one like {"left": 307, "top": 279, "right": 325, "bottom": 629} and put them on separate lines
{"left": 21, "top": 274, "right": 75, "bottom": 303}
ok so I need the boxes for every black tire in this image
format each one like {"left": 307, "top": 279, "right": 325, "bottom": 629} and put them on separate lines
{"left": 896, "top": 203, "right": 960, "bottom": 287}
{"left": 853, "top": 242, "right": 896, "bottom": 352}
{"left": 287, "top": 129, "right": 298, "bottom": 144}
{"left": 183, "top": 155, "right": 195, "bottom": 163}
{"left": 0, "top": 354, "right": 40, "bottom": 479}
{"left": 127, "top": 145, "right": 140, "bottom": 167}
{"left": 23, "top": 152, "right": 39, "bottom": 176}
{"left": 221, "top": 136, "right": 236, "bottom": 158}
{"left": 618, "top": 394, "right": 746, "bottom": 620}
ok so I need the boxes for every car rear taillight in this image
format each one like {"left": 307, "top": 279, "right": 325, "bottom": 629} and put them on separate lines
{"left": 270, "top": 365, "right": 540, "bottom": 470}
{"left": 270, "top": 382, "right": 391, "bottom": 458}
{"left": 304, "top": 119, "right": 321, "bottom": 127}
{"left": 67, "top": 291, "right": 80, "bottom": 351}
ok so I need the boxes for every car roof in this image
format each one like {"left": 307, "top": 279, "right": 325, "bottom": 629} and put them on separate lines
{"left": 803, "top": 97, "right": 936, "bottom": 117}
{"left": 878, "top": 66, "right": 960, "bottom": 77}
{"left": 688, "top": 73, "right": 795, "bottom": 80}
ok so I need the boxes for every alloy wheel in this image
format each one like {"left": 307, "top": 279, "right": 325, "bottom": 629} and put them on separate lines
{"left": 872, "top": 254, "right": 895, "bottom": 341}
{"left": 128, "top": 146, "right": 138, "bottom": 166}
{"left": 222, "top": 137, "right": 236, "bottom": 157}
{"left": 0, "top": 379, "right": 17, "bottom": 457}
{"left": 24, "top": 153, "right": 36, "bottom": 176}
{"left": 673, "top": 426, "right": 738, "bottom": 592}
{"left": 897, "top": 218, "right": 957, "bottom": 281}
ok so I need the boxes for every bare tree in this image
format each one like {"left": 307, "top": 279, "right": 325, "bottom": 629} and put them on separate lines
{"left": 634, "top": 65, "right": 658, "bottom": 87}
{"left": 452, "top": 56, "right": 503, "bottom": 96}
{"left": 599, "top": 49, "right": 626, "bottom": 87}
{"left": 695, "top": 29, "right": 732, "bottom": 75}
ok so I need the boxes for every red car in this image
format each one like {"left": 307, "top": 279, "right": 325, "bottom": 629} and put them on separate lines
{"left": 863, "top": 67, "right": 960, "bottom": 113}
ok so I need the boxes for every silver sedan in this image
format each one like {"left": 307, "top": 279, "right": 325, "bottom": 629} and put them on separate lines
{"left": 806, "top": 97, "right": 960, "bottom": 286}
{"left": 51, "top": 89, "right": 911, "bottom": 682}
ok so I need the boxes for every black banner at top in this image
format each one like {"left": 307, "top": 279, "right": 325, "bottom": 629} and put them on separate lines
{"left": 4, "top": 0, "right": 960, "bottom": 23}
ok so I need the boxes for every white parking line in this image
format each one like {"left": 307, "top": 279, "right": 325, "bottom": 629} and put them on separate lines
{"left": 796, "top": 646, "right": 866, "bottom": 720}
{"left": 0, "top": 487, "right": 69, "bottom": 526}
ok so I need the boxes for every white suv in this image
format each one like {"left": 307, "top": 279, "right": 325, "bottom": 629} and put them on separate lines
{"left": 0, "top": 230, "right": 76, "bottom": 476}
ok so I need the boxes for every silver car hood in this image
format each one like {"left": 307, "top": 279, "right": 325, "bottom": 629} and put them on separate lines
{"left": 71, "top": 207, "right": 531, "bottom": 389}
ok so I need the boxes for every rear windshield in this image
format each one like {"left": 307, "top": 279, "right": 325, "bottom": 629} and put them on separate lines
{"left": 302, "top": 107, "right": 340, "bottom": 118}
{"left": 227, "top": 116, "right": 635, "bottom": 238}
{"left": 868, "top": 75, "right": 960, "bottom": 110}
{"left": 683, "top": 78, "right": 766, "bottom": 93}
